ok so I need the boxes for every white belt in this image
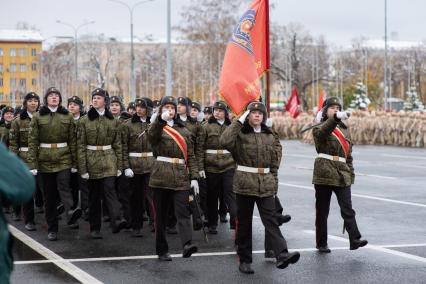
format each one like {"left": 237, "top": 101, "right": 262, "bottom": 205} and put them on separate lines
{"left": 87, "top": 145, "right": 112, "bottom": 151}
{"left": 40, "top": 143, "right": 68, "bottom": 149}
{"left": 129, "top": 152, "right": 153, "bottom": 158}
{"left": 318, "top": 153, "right": 346, "bottom": 163}
{"left": 205, "top": 149, "right": 230, "bottom": 154}
{"left": 157, "top": 156, "right": 185, "bottom": 164}
{"left": 19, "top": 147, "right": 29, "bottom": 152}
{"left": 237, "top": 165, "right": 270, "bottom": 174}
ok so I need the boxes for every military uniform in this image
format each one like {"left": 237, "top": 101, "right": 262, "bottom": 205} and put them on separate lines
{"left": 148, "top": 96, "right": 199, "bottom": 260}
{"left": 199, "top": 101, "right": 237, "bottom": 232}
{"left": 28, "top": 88, "right": 81, "bottom": 240}
{"left": 9, "top": 93, "right": 40, "bottom": 229}
{"left": 0, "top": 107, "right": 14, "bottom": 146}
{"left": 122, "top": 99, "right": 154, "bottom": 235}
{"left": 77, "top": 89, "right": 126, "bottom": 237}
{"left": 312, "top": 97, "right": 367, "bottom": 252}
{"left": 221, "top": 102, "right": 300, "bottom": 273}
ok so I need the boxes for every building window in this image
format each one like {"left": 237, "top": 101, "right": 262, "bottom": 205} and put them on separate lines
{"left": 20, "top": 64, "right": 26, "bottom": 72}
{"left": 31, "top": 48, "right": 37, "bottom": 56}
{"left": 19, "top": 48, "right": 26, "bottom": 56}
{"left": 10, "top": 48, "right": 16, "bottom": 56}
{"left": 32, "top": 78, "right": 37, "bottom": 86}
{"left": 0, "top": 48, "right": 3, "bottom": 56}
{"left": 10, "top": 64, "right": 16, "bottom": 72}
{"left": 19, "top": 78, "right": 26, "bottom": 87}
{"left": 0, "top": 78, "right": 3, "bottom": 87}
{"left": 10, "top": 78, "right": 16, "bottom": 87}
{"left": 31, "top": 63, "right": 37, "bottom": 71}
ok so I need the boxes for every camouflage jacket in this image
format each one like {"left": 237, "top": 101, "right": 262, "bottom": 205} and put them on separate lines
{"left": 0, "top": 121, "right": 11, "bottom": 147}
{"left": 199, "top": 116, "right": 235, "bottom": 173}
{"left": 28, "top": 106, "right": 76, "bottom": 173}
{"left": 9, "top": 111, "right": 33, "bottom": 164}
{"left": 122, "top": 114, "right": 154, "bottom": 174}
{"left": 147, "top": 117, "right": 198, "bottom": 191}
{"left": 177, "top": 116, "right": 204, "bottom": 170}
{"left": 77, "top": 108, "right": 123, "bottom": 179}
{"left": 220, "top": 120, "right": 281, "bottom": 198}
{"left": 312, "top": 116, "right": 355, "bottom": 187}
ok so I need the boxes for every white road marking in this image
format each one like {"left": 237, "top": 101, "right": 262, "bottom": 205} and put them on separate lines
{"left": 280, "top": 182, "right": 426, "bottom": 208}
{"left": 9, "top": 225, "right": 103, "bottom": 284}
{"left": 304, "top": 230, "right": 426, "bottom": 264}
{"left": 382, "top": 154, "right": 426, "bottom": 160}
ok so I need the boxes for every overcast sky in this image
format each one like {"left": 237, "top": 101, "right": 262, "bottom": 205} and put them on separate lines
{"left": 1, "top": 0, "right": 425, "bottom": 47}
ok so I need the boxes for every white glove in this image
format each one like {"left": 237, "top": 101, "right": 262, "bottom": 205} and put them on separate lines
{"left": 125, "top": 168, "right": 134, "bottom": 178}
{"left": 238, "top": 110, "right": 250, "bottom": 124}
{"left": 196, "top": 111, "right": 204, "bottom": 122}
{"left": 199, "top": 170, "right": 206, "bottom": 179}
{"left": 161, "top": 110, "right": 172, "bottom": 121}
{"left": 117, "top": 170, "right": 122, "bottom": 177}
{"left": 81, "top": 173, "right": 89, "bottom": 180}
{"left": 71, "top": 168, "right": 78, "bottom": 173}
{"left": 151, "top": 110, "right": 158, "bottom": 122}
{"left": 190, "top": 180, "right": 199, "bottom": 195}
{"left": 30, "top": 169, "right": 37, "bottom": 176}
{"left": 265, "top": 118, "right": 273, "bottom": 128}
{"left": 336, "top": 111, "right": 350, "bottom": 120}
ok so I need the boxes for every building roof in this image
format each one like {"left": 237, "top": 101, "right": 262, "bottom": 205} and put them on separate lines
{"left": 0, "top": 29, "right": 43, "bottom": 43}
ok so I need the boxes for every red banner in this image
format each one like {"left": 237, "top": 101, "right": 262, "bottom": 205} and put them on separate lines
{"left": 285, "top": 85, "right": 301, "bottom": 118}
{"left": 219, "top": 0, "right": 270, "bottom": 115}
{"left": 317, "top": 90, "right": 325, "bottom": 112}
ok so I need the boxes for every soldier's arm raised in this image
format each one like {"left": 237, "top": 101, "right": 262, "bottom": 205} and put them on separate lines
{"left": 147, "top": 116, "right": 166, "bottom": 146}
{"left": 312, "top": 115, "right": 339, "bottom": 141}
{"left": 219, "top": 119, "right": 242, "bottom": 154}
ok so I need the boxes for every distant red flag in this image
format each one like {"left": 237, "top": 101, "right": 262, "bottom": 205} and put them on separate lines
{"left": 317, "top": 90, "right": 325, "bottom": 112}
{"left": 285, "top": 85, "right": 301, "bottom": 118}
{"left": 219, "top": 0, "right": 270, "bottom": 115}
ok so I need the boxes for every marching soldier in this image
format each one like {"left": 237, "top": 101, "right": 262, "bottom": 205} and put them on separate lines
{"left": 67, "top": 96, "right": 89, "bottom": 220}
{"left": 220, "top": 101, "right": 300, "bottom": 274}
{"left": 203, "top": 106, "right": 213, "bottom": 122}
{"left": 148, "top": 96, "right": 199, "bottom": 261}
{"left": 28, "top": 87, "right": 82, "bottom": 241}
{"left": 9, "top": 92, "right": 40, "bottom": 230}
{"left": 127, "top": 102, "right": 136, "bottom": 116}
{"left": 0, "top": 106, "right": 14, "bottom": 146}
{"left": 199, "top": 101, "right": 237, "bottom": 234}
{"left": 122, "top": 98, "right": 154, "bottom": 237}
{"left": 312, "top": 97, "right": 368, "bottom": 253}
{"left": 77, "top": 88, "right": 127, "bottom": 239}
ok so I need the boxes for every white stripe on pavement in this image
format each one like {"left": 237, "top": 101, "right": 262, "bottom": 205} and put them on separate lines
{"left": 9, "top": 225, "right": 103, "bottom": 284}
{"left": 304, "top": 230, "right": 426, "bottom": 264}
{"left": 382, "top": 154, "right": 426, "bottom": 160}
{"left": 280, "top": 182, "right": 426, "bottom": 208}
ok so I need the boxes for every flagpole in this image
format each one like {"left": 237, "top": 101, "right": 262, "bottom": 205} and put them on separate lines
{"left": 265, "top": 0, "right": 271, "bottom": 116}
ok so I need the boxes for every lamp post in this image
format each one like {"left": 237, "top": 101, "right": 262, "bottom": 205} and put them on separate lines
{"left": 384, "top": 0, "right": 389, "bottom": 110}
{"left": 56, "top": 20, "right": 95, "bottom": 81}
{"left": 166, "top": 0, "right": 172, "bottom": 97}
{"left": 108, "top": 0, "right": 155, "bottom": 102}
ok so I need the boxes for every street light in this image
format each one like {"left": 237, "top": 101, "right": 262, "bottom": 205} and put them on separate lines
{"left": 56, "top": 20, "right": 95, "bottom": 81}
{"left": 108, "top": 0, "right": 155, "bottom": 102}
{"left": 384, "top": 0, "right": 389, "bottom": 110}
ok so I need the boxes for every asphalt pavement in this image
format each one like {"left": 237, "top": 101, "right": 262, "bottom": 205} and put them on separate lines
{"left": 9, "top": 140, "right": 426, "bottom": 283}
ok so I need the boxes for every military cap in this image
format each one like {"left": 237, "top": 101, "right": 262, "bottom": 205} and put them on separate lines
{"left": 191, "top": 101, "right": 202, "bottom": 112}
{"left": 203, "top": 106, "right": 213, "bottom": 114}
{"left": 247, "top": 101, "right": 267, "bottom": 123}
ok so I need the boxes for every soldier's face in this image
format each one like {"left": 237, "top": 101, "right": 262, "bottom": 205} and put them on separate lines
{"left": 110, "top": 103, "right": 121, "bottom": 115}
{"left": 213, "top": 108, "right": 225, "bottom": 120}
{"left": 177, "top": 104, "right": 187, "bottom": 115}
{"left": 190, "top": 108, "right": 199, "bottom": 119}
{"left": 47, "top": 93, "right": 60, "bottom": 107}
{"left": 248, "top": 110, "right": 263, "bottom": 127}
{"left": 3, "top": 112, "right": 14, "bottom": 122}
{"left": 162, "top": 104, "right": 176, "bottom": 119}
{"left": 27, "top": 98, "right": 39, "bottom": 112}
{"left": 136, "top": 106, "right": 147, "bottom": 117}
{"left": 92, "top": 95, "right": 106, "bottom": 109}
{"left": 204, "top": 112, "right": 212, "bottom": 120}
{"left": 68, "top": 102, "right": 80, "bottom": 115}
{"left": 128, "top": 108, "right": 136, "bottom": 115}
{"left": 327, "top": 105, "right": 340, "bottom": 118}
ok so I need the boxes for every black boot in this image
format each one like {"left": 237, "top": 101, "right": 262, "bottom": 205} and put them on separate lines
{"left": 182, "top": 243, "right": 198, "bottom": 258}
{"left": 316, "top": 246, "right": 331, "bottom": 253}
{"left": 276, "top": 251, "right": 300, "bottom": 269}
{"left": 239, "top": 262, "right": 254, "bottom": 274}
{"left": 264, "top": 250, "right": 275, "bottom": 258}
{"left": 158, "top": 253, "right": 172, "bottom": 261}
{"left": 277, "top": 214, "right": 291, "bottom": 225}
{"left": 350, "top": 239, "right": 368, "bottom": 250}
